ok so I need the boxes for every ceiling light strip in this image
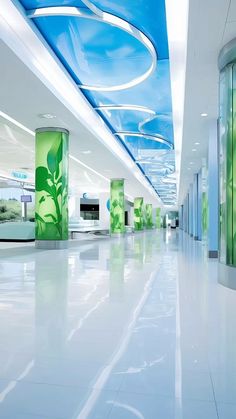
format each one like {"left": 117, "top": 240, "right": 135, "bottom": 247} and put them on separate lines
{"left": 0, "top": 110, "right": 34, "bottom": 136}
{"left": 115, "top": 131, "right": 173, "bottom": 149}
{"left": 95, "top": 105, "right": 156, "bottom": 115}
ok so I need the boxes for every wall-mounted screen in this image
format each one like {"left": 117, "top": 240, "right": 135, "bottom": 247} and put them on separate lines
{"left": 21, "top": 195, "right": 32, "bottom": 203}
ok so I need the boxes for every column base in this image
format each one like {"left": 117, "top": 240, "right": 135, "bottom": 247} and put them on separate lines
{"left": 35, "top": 240, "right": 68, "bottom": 250}
{"left": 218, "top": 262, "right": 236, "bottom": 290}
{"left": 208, "top": 250, "right": 218, "bottom": 258}
{"left": 110, "top": 232, "right": 125, "bottom": 237}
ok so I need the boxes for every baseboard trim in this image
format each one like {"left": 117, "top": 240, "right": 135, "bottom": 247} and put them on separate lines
{"left": 218, "top": 263, "right": 236, "bottom": 290}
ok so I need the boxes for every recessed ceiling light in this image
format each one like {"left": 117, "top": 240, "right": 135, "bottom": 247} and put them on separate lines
{"left": 38, "top": 113, "right": 56, "bottom": 119}
{"left": 192, "top": 148, "right": 197, "bottom": 152}
{"left": 201, "top": 113, "right": 208, "bottom": 117}
{"left": 81, "top": 150, "right": 92, "bottom": 154}
{"left": 187, "top": 168, "right": 191, "bottom": 170}
{"left": 189, "top": 162, "right": 194, "bottom": 165}
{"left": 195, "top": 142, "right": 200, "bottom": 145}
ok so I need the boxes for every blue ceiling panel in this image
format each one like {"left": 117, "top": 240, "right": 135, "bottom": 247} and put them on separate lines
{"left": 18, "top": 0, "right": 177, "bottom": 204}
{"left": 87, "top": 0, "right": 169, "bottom": 59}
{"left": 88, "top": 60, "right": 172, "bottom": 112}
{"left": 34, "top": 15, "right": 151, "bottom": 88}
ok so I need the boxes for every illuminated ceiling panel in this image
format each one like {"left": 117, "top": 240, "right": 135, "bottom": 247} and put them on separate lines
{"left": 19, "top": 0, "right": 176, "bottom": 205}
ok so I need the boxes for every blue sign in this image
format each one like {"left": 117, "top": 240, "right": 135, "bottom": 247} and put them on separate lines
{"left": 12, "top": 171, "right": 28, "bottom": 180}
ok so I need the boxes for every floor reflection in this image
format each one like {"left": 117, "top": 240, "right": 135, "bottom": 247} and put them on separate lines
{"left": 0, "top": 230, "right": 233, "bottom": 418}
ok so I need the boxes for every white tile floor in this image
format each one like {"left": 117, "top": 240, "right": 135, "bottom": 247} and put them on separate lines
{"left": 0, "top": 230, "right": 235, "bottom": 418}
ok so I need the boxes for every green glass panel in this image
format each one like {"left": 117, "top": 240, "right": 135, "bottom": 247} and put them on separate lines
{"left": 35, "top": 130, "right": 68, "bottom": 241}
{"left": 134, "top": 197, "right": 144, "bottom": 231}
{"left": 155, "top": 208, "right": 161, "bottom": 228}
{"left": 219, "top": 68, "right": 229, "bottom": 264}
{"left": 201, "top": 166, "right": 208, "bottom": 241}
{"left": 145, "top": 204, "right": 153, "bottom": 229}
{"left": 219, "top": 64, "right": 236, "bottom": 266}
{"left": 226, "top": 67, "right": 233, "bottom": 265}
{"left": 232, "top": 64, "right": 236, "bottom": 265}
{"left": 163, "top": 215, "right": 167, "bottom": 228}
{"left": 110, "top": 179, "right": 125, "bottom": 234}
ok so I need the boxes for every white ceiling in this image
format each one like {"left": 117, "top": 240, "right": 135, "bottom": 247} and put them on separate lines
{"left": 0, "top": 38, "right": 159, "bottom": 205}
{"left": 179, "top": 0, "right": 236, "bottom": 203}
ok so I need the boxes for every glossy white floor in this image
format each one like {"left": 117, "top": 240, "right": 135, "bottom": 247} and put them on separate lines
{"left": 0, "top": 230, "right": 235, "bottom": 419}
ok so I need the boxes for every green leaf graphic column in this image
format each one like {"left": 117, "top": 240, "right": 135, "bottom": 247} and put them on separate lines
{"left": 156, "top": 208, "right": 161, "bottom": 228}
{"left": 145, "top": 204, "right": 153, "bottom": 229}
{"left": 134, "top": 197, "right": 144, "bottom": 231}
{"left": 35, "top": 128, "right": 69, "bottom": 248}
{"left": 219, "top": 63, "right": 236, "bottom": 266}
{"left": 110, "top": 179, "right": 125, "bottom": 234}
{"left": 201, "top": 165, "right": 208, "bottom": 242}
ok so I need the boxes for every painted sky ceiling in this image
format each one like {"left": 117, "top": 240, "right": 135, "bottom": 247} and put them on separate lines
{"left": 19, "top": 0, "right": 176, "bottom": 205}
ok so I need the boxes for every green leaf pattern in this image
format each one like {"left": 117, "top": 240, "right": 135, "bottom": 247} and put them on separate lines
{"left": 35, "top": 131, "right": 68, "bottom": 241}
{"left": 134, "top": 197, "right": 144, "bottom": 231}
{"left": 110, "top": 179, "right": 125, "bottom": 234}
{"left": 145, "top": 204, "right": 153, "bottom": 229}
{"left": 219, "top": 64, "right": 236, "bottom": 266}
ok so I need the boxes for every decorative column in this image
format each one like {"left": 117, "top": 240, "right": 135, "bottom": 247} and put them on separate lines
{"left": 134, "top": 197, "right": 144, "bottom": 231}
{"left": 197, "top": 170, "right": 202, "bottom": 241}
{"left": 208, "top": 121, "right": 219, "bottom": 257}
{"left": 193, "top": 174, "right": 198, "bottom": 240}
{"left": 189, "top": 184, "right": 193, "bottom": 237}
{"left": 218, "top": 40, "right": 236, "bottom": 287}
{"left": 156, "top": 208, "right": 161, "bottom": 228}
{"left": 35, "top": 128, "right": 69, "bottom": 249}
{"left": 110, "top": 179, "right": 125, "bottom": 235}
{"left": 201, "top": 163, "right": 208, "bottom": 243}
{"left": 145, "top": 204, "right": 153, "bottom": 229}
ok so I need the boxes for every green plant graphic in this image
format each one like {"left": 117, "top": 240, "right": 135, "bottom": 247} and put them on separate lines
{"left": 156, "top": 208, "right": 161, "bottom": 228}
{"left": 202, "top": 191, "right": 208, "bottom": 238}
{"left": 35, "top": 130, "right": 68, "bottom": 241}
{"left": 145, "top": 204, "right": 153, "bottom": 229}
{"left": 110, "top": 179, "right": 125, "bottom": 234}
{"left": 201, "top": 164, "right": 208, "bottom": 242}
{"left": 134, "top": 197, "right": 144, "bottom": 231}
{"left": 219, "top": 64, "right": 236, "bottom": 266}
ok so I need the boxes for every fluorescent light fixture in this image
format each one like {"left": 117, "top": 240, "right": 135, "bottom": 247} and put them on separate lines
{"left": 189, "top": 162, "right": 194, "bottom": 165}
{"left": 195, "top": 142, "right": 200, "bottom": 145}
{"left": 192, "top": 148, "right": 196, "bottom": 152}
{"left": 27, "top": 6, "right": 82, "bottom": 17}
{"left": 0, "top": 110, "right": 34, "bottom": 136}
{"left": 69, "top": 155, "right": 109, "bottom": 183}
{"left": 201, "top": 113, "right": 208, "bottom": 117}
{"left": 81, "top": 150, "right": 92, "bottom": 154}
{"left": 38, "top": 113, "right": 56, "bottom": 119}
{"left": 95, "top": 105, "right": 156, "bottom": 115}
{"left": 116, "top": 132, "right": 173, "bottom": 149}
{"left": 165, "top": 0, "right": 189, "bottom": 201}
